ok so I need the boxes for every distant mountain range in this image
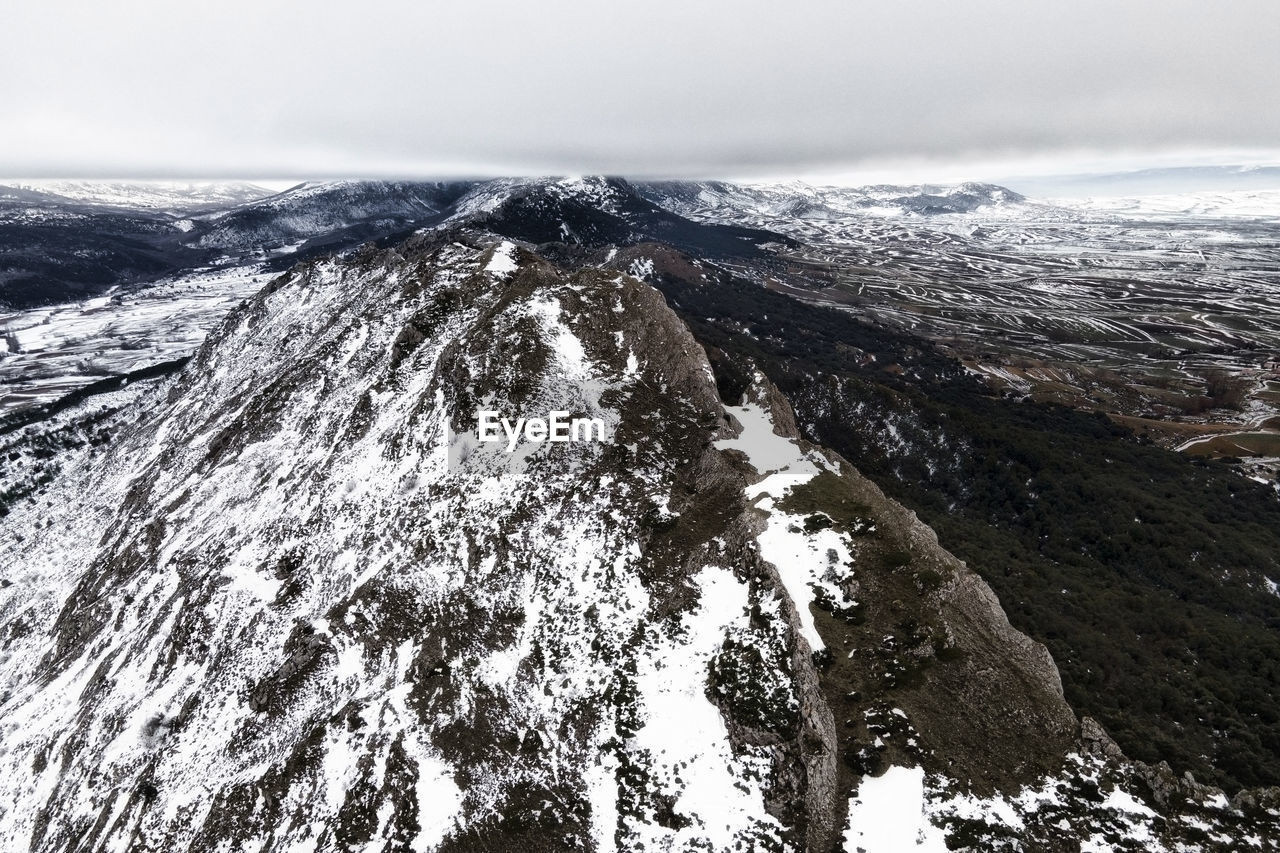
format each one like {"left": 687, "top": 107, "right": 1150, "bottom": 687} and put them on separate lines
{"left": 0, "top": 177, "right": 1026, "bottom": 310}
{"left": 0, "top": 180, "right": 275, "bottom": 214}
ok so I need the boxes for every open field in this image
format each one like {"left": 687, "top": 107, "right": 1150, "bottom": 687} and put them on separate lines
{"left": 665, "top": 187, "right": 1280, "bottom": 443}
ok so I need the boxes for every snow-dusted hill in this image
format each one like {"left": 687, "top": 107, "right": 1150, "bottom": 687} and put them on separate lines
{"left": 2, "top": 177, "right": 1280, "bottom": 849}
{"left": 189, "top": 180, "right": 473, "bottom": 252}
{"left": 1, "top": 222, "right": 1273, "bottom": 850}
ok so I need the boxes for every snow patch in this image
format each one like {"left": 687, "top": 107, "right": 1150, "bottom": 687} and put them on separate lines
{"left": 485, "top": 241, "right": 518, "bottom": 276}
{"left": 627, "top": 564, "right": 782, "bottom": 849}
{"left": 844, "top": 765, "right": 948, "bottom": 852}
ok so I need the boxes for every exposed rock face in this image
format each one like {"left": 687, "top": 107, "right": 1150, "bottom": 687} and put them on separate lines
{"left": 0, "top": 227, "right": 1273, "bottom": 851}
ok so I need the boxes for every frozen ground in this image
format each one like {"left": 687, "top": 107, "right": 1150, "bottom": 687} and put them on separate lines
{"left": 1050, "top": 189, "right": 1280, "bottom": 221}
{"left": 657, "top": 181, "right": 1280, "bottom": 429}
{"left": 0, "top": 265, "right": 272, "bottom": 415}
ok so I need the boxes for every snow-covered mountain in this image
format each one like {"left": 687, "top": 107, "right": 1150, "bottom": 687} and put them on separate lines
{"left": 190, "top": 180, "right": 474, "bottom": 252}
{"left": 2, "top": 177, "right": 1279, "bottom": 850}
{"left": 0, "top": 181, "right": 475, "bottom": 311}
{"left": 2, "top": 199, "right": 1277, "bottom": 849}
{"left": 0, "top": 176, "right": 1023, "bottom": 313}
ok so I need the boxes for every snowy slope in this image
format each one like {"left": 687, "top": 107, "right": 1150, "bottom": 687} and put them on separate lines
{"left": 0, "top": 234, "right": 813, "bottom": 851}
{"left": 190, "top": 180, "right": 473, "bottom": 251}
{"left": 2, "top": 179, "right": 1279, "bottom": 850}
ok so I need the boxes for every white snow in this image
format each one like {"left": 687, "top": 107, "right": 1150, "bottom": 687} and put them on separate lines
{"left": 715, "top": 402, "right": 819, "bottom": 498}
{"left": 627, "top": 564, "right": 782, "bottom": 850}
{"left": 528, "top": 296, "right": 592, "bottom": 381}
{"left": 753, "top": 499, "right": 853, "bottom": 653}
{"left": 0, "top": 179, "right": 273, "bottom": 212}
{"left": 485, "top": 240, "right": 519, "bottom": 276}
{"left": 628, "top": 257, "right": 655, "bottom": 280}
{"left": 714, "top": 396, "right": 853, "bottom": 652}
{"left": 409, "top": 753, "right": 463, "bottom": 851}
{"left": 1102, "top": 787, "right": 1157, "bottom": 817}
{"left": 843, "top": 765, "right": 948, "bottom": 852}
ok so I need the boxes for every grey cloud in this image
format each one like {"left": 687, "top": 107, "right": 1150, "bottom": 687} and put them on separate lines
{"left": 2, "top": 0, "right": 1278, "bottom": 179}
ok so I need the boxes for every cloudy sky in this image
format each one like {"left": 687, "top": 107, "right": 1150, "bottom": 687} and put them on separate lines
{"left": 2, "top": 0, "right": 1278, "bottom": 182}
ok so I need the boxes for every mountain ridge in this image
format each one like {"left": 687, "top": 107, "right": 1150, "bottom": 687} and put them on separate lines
{"left": 2, "top": 224, "right": 1275, "bottom": 850}
{"left": 3, "top": 177, "right": 1280, "bottom": 850}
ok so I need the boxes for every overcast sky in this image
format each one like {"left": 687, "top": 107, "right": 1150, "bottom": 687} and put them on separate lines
{"left": 2, "top": 1, "right": 1278, "bottom": 182}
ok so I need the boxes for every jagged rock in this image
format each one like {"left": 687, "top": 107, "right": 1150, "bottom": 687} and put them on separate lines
{"left": 249, "top": 632, "right": 331, "bottom": 713}
{"left": 1079, "top": 716, "right": 1125, "bottom": 762}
